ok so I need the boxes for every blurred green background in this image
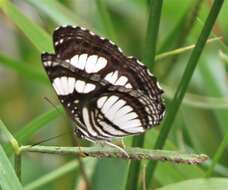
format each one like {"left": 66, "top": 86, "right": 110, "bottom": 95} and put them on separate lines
{"left": 0, "top": 0, "right": 228, "bottom": 190}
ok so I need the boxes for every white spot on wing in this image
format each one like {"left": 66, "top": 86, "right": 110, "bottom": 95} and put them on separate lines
{"left": 105, "top": 71, "right": 118, "bottom": 84}
{"left": 125, "top": 83, "right": 132, "bottom": 88}
{"left": 68, "top": 77, "right": 76, "bottom": 94}
{"left": 97, "top": 97, "right": 108, "bottom": 108}
{"left": 53, "top": 78, "right": 63, "bottom": 95}
{"left": 147, "top": 68, "right": 154, "bottom": 76}
{"left": 75, "top": 80, "right": 86, "bottom": 93}
{"left": 99, "top": 121, "right": 126, "bottom": 136}
{"left": 89, "top": 31, "right": 95, "bottom": 35}
{"left": 85, "top": 55, "right": 98, "bottom": 73}
{"left": 82, "top": 107, "right": 97, "bottom": 136}
{"left": 60, "top": 77, "right": 68, "bottom": 95}
{"left": 101, "top": 95, "right": 119, "bottom": 114}
{"left": 94, "top": 57, "right": 107, "bottom": 72}
{"left": 83, "top": 83, "right": 96, "bottom": 93}
{"left": 59, "top": 39, "right": 64, "bottom": 44}
{"left": 77, "top": 54, "right": 88, "bottom": 70}
{"left": 113, "top": 105, "right": 133, "bottom": 120}
{"left": 70, "top": 55, "right": 79, "bottom": 67}
{"left": 52, "top": 82, "right": 60, "bottom": 95}
{"left": 115, "top": 76, "right": 128, "bottom": 86}
{"left": 107, "top": 99, "right": 126, "bottom": 120}
{"left": 156, "top": 81, "right": 162, "bottom": 90}
{"left": 137, "top": 60, "right": 144, "bottom": 66}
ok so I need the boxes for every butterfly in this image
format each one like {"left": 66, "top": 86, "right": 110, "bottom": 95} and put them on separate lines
{"left": 41, "top": 25, "right": 165, "bottom": 147}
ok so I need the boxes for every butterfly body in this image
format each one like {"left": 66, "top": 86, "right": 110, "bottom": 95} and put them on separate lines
{"left": 41, "top": 25, "right": 165, "bottom": 142}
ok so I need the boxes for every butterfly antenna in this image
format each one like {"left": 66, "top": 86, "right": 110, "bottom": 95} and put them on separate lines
{"left": 43, "top": 96, "right": 62, "bottom": 114}
{"left": 31, "top": 131, "right": 72, "bottom": 146}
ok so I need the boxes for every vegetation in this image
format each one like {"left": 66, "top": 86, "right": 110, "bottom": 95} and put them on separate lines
{"left": 0, "top": 0, "right": 227, "bottom": 190}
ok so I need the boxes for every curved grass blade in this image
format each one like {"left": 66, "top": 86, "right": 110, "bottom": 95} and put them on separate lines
{"left": 4, "top": 106, "right": 63, "bottom": 156}
{"left": 0, "top": 0, "right": 52, "bottom": 52}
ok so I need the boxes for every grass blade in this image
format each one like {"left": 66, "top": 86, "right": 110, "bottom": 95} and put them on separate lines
{"left": 0, "top": 145, "right": 23, "bottom": 190}
{"left": 0, "top": 120, "right": 23, "bottom": 190}
{"left": 126, "top": 1, "right": 164, "bottom": 189}
{"left": 143, "top": 0, "right": 163, "bottom": 68}
{"left": 95, "top": 0, "right": 117, "bottom": 42}
{"left": 3, "top": 106, "right": 63, "bottom": 156}
{"left": 146, "top": 0, "right": 224, "bottom": 188}
{"left": 15, "top": 106, "right": 63, "bottom": 144}
{"left": 0, "top": 0, "right": 52, "bottom": 52}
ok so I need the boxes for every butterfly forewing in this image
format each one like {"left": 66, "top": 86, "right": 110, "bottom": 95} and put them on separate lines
{"left": 41, "top": 25, "right": 165, "bottom": 141}
{"left": 53, "top": 26, "right": 164, "bottom": 99}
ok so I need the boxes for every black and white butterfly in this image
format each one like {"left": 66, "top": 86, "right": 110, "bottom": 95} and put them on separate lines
{"left": 41, "top": 25, "right": 165, "bottom": 145}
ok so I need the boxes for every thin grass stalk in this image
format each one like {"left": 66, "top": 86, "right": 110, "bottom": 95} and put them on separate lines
{"left": 143, "top": 0, "right": 163, "bottom": 69}
{"left": 158, "top": 11, "right": 188, "bottom": 53}
{"left": 125, "top": 136, "right": 145, "bottom": 190}
{"left": 146, "top": 0, "right": 224, "bottom": 188}
{"left": 20, "top": 145, "right": 208, "bottom": 164}
{"left": 126, "top": 1, "right": 163, "bottom": 189}
{"left": 95, "top": 0, "right": 117, "bottom": 42}
{"left": 206, "top": 132, "right": 228, "bottom": 177}
{"left": 162, "top": 0, "right": 203, "bottom": 80}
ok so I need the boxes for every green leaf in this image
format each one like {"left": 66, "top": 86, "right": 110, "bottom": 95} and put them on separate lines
{"left": 157, "top": 178, "right": 228, "bottom": 190}
{"left": 0, "top": 0, "right": 52, "bottom": 52}
{"left": 0, "top": 145, "right": 23, "bottom": 190}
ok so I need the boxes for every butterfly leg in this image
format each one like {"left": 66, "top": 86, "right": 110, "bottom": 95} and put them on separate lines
{"left": 99, "top": 140, "right": 129, "bottom": 158}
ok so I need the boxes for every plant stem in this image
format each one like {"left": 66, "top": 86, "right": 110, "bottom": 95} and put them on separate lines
{"left": 126, "top": 136, "right": 145, "bottom": 190}
{"left": 155, "top": 37, "right": 221, "bottom": 62}
{"left": 127, "top": 1, "right": 164, "bottom": 189}
{"left": 146, "top": 0, "right": 224, "bottom": 188}
{"left": 20, "top": 145, "right": 208, "bottom": 164}
{"left": 14, "top": 154, "right": 22, "bottom": 181}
